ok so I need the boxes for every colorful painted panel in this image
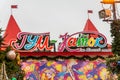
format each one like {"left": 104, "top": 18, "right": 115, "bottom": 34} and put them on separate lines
{"left": 21, "top": 59, "right": 109, "bottom": 80}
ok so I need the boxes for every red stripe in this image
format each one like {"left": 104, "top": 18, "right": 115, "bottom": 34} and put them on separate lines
{"left": 19, "top": 52, "right": 113, "bottom": 57}
{"left": 88, "top": 10, "right": 93, "bottom": 13}
{"left": 11, "top": 5, "right": 17, "bottom": 8}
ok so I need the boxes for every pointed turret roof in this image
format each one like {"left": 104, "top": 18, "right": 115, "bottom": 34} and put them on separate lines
{"left": 83, "top": 19, "right": 99, "bottom": 32}
{"left": 3, "top": 15, "right": 21, "bottom": 45}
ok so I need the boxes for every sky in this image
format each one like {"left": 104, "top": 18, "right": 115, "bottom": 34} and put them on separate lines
{"left": 0, "top": 0, "right": 115, "bottom": 45}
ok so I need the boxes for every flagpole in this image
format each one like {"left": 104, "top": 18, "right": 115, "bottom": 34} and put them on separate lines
{"left": 88, "top": 12, "right": 89, "bottom": 19}
{"left": 11, "top": 7, "right": 12, "bottom": 15}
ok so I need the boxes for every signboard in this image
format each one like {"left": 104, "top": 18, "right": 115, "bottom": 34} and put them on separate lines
{"left": 10, "top": 31, "right": 110, "bottom": 52}
{"left": 10, "top": 32, "right": 55, "bottom": 52}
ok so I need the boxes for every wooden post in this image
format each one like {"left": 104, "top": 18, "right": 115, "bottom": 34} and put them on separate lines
{"left": 112, "top": 3, "right": 117, "bottom": 20}
{"left": 1, "top": 61, "right": 9, "bottom": 80}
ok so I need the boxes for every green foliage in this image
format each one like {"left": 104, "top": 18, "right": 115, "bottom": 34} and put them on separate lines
{"left": 0, "top": 28, "right": 24, "bottom": 80}
{"left": 106, "top": 20, "right": 120, "bottom": 79}
{"left": 0, "top": 28, "right": 4, "bottom": 66}
{"left": 5, "top": 58, "right": 24, "bottom": 79}
{"left": 111, "top": 20, "right": 120, "bottom": 55}
{"left": 106, "top": 56, "right": 120, "bottom": 72}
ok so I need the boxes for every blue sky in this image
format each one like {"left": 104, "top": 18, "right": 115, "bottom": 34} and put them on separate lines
{"left": 0, "top": 0, "right": 114, "bottom": 44}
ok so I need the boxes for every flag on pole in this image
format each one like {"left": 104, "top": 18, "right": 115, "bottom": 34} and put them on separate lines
{"left": 11, "top": 5, "right": 18, "bottom": 9}
{"left": 88, "top": 10, "right": 93, "bottom": 13}
{"left": 87, "top": 10, "right": 93, "bottom": 19}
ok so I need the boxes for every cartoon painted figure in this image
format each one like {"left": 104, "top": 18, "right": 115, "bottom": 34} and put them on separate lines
{"left": 41, "top": 68, "right": 55, "bottom": 80}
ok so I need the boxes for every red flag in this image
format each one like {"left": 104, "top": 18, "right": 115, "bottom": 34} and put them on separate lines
{"left": 11, "top": 5, "right": 18, "bottom": 8}
{"left": 88, "top": 10, "right": 93, "bottom": 13}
